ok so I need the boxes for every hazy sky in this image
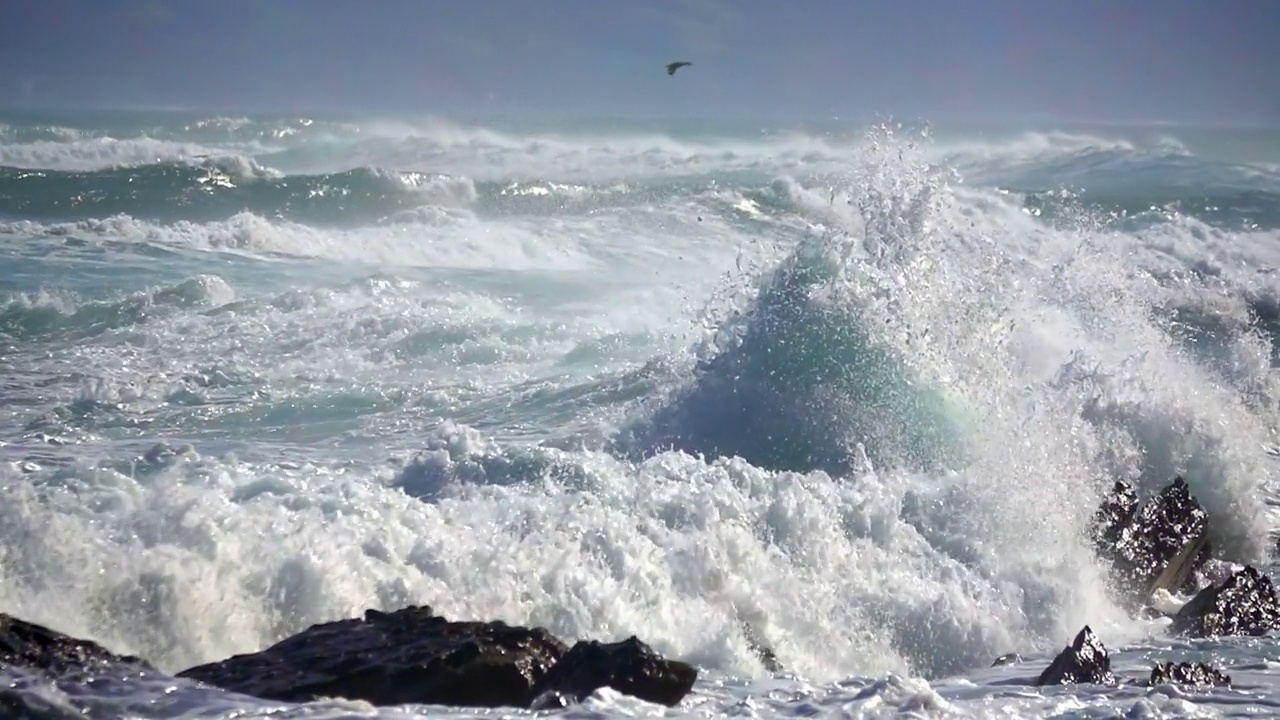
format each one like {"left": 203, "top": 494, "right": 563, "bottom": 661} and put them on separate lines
{"left": 0, "top": 0, "right": 1276, "bottom": 123}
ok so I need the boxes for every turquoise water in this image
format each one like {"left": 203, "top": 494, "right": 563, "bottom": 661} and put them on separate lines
{"left": 2, "top": 109, "right": 1280, "bottom": 718}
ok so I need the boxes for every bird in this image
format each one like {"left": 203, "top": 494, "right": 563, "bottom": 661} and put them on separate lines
{"left": 666, "top": 61, "right": 692, "bottom": 76}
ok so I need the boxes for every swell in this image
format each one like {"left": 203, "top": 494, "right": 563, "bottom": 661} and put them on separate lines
{"left": 0, "top": 275, "right": 237, "bottom": 344}
{"left": 0, "top": 159, "right": 728, "bottom": 227}
{"left": 0, "top": 160, "right": 477, "bottom": 226}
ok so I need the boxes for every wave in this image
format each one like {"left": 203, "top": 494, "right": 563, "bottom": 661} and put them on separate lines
{"left": 3, "top": 118, "right": 1278, "bottom": 240}
{"left": 619, "top": 123, "right": 1275, "bottom": 566}
{"left": 0, "top": 136, "right": 242, "bottom": 172}
{"left": 0, "top": 158, "right": 480, "bottom": 225}
{"left": 0, "top": 274, "right": 235, "bottom": 344}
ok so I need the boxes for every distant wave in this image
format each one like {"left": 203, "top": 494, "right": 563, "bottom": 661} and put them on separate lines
{"left": 0, "top": 159, "right": 479, "bottom": 225}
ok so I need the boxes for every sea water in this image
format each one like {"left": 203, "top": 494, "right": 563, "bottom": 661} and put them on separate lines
{"left": 2, "top": 109, "right": 1280, "bottom": 718}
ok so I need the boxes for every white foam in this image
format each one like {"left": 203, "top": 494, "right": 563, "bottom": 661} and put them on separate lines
{"left": 0, "top": 137, "right": 257, "bottom": 172}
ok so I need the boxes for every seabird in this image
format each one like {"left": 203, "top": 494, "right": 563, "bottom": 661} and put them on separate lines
{"left": 666, "top": 61, "right": 692, "bottom": 76}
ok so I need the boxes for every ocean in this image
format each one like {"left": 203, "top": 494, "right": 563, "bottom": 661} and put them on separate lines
{"left": 1, "top": 108, "right": 1280, "bottom": 718}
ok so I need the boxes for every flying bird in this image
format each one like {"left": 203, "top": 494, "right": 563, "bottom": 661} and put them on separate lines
{"left": 666, "top": 61, "right": 692, "bottom": 76}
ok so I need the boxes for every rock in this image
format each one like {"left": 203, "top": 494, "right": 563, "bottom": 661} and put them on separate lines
{"left": 1034, "top": 626, "right": 1115, "bottom": 686}
{"left": 1169, "top": 565, "right": 1280, "bottom": 638}
{"left": 991, "top": 653, "right": 1022, "bottom": 667}
{"left": 0, "top": 613, "right": 154, "bottom": 677}
{"left": 1092, "top": 480, "right": 1139, "bottom": 547}
{"left": 529, "top": 636, "right": 698, "bottom": 707}
{"left": 176, "top": 606, "right": 568, "bottom": 708}
{"left": 1149, "top": 661, "right": 1231, "bottom": 687}
{"left": 1093, "top": 477, "right": 1209, "bottom": 605}
{"left": 529, "top": 690, "right": 574, "bottom": 711}
{"left": 741, "top": 621, "right": 783, "bottom": 674}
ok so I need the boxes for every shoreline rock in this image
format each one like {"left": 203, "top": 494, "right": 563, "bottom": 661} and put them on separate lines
{"left": 1010, "top": 474, "right": 1274, "bottom": 689}
{"left": 0, "top": 614, "right": 155, "bottom": 678}
{"left": 0, "top": 606, "right": 698, "bottom": 711}
{"left": 175, "top": 605, "right": 699, "bottom": 709}
{"left": 1034, "top": 626, "right": 1115, "bottom": 686}
{"left": 1169, "top": 565, "right": 1280, "bottom": 638}
{"left": 1010, "top": 625, "right": 1233, "bottom": 689}
{"left": 1091, "top": 476, "right": 1210, "bottom": 607}
{"left": 175, "top": 606, "right": 569, "bottom": 708}
{"left": 1090, "top": 476, "right": 1280, "bottom": 639}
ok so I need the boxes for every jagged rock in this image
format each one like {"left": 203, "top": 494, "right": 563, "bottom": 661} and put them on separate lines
{"left": 1034, "top": 626, "right": 1115, "bottom": 686}
{"left": 1093, "top": 477, "right": 1209, "bottom": 604}
{"left": 529, "top": 636, "right": 698, "bottom": 707}
{"left": 1149, "top": 661, "right": 1231, "bottom": 687}
{"left": 991, "top": 653, "right": 1022, "bottom": 667}
{"left": 0, "top": 613, "right": 154, "bottom": 677}
{"left": 1093, "top": 480, "right": 1139, "bottom": 546}
{"left": 1169, "top": 565, "right": 1280, "bottom": 638}
{"left": 176, "top": 606, "right": 568, "bottom": 708}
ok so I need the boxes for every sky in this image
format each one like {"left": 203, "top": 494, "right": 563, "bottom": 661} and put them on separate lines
{"left": 0, "top": 0, "right": 1276, "bottom": 124}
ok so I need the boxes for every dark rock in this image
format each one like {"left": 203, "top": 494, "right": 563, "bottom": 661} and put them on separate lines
{"left": 1092, "top": 480, "right": 1139, "bottom": 547}
{"left": 529, "top": 690, "right": 574, "bottom": 710}
{"left": 742, "top": 621, "right": 783, "bottom": 673}
{"left": 176, "top": 606, "right": 568, "bottom": 708}
{"left": 1034, "top": 626, "right": 1115, "bottom": 686}
{"left": 1169, "top": 565, "right": 1280, "bottom": 638}
{"left": 1093, "top": 477, "right": 1209, "bottom": 605}
{"left": 1149, "top": 661, "right": 1231, "bottom": 687}
{"left": 530, "top": 636, "right": 698, "bottom": 707}
{"left": 0, "top": 613, "right": 154, "bottom": 677}
{"left": 991, "top": 653, "right": 1022, "bottom": 667}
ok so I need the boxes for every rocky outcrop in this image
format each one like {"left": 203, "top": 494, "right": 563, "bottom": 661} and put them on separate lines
{"left": 175, "top": 605, "right": 698, "bottom": 709}
{"left": 1149, "top": 661, "right": 1231, "bottom": 687}
{"left": 176, "top": 606, "right": 568, "bottom": 707}
{"left": 0, "top": 613, "right": 154, "bottom": 677}
{"left": 1169, "top": 565, "right": 1280, "bottom": 638}
{"left": 1028, "top": 626, "right": 1231, "bottom": 688}
{"left": 1034, "top": 626, "right": 1115, "bottom": 686}
{"left": 1092, "top": 477, "right": 1209, "bottom": 605}
{"left": 1089, "top": 477, "right": 1280, "bottom": 640}
{"left": 529, "top": 636, "right": 698, "bottom": 707}
{"left": 0, "top": 605, "right": 697, "bottom": 711}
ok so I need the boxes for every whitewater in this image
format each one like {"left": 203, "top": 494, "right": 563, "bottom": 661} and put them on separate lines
{"left": 2, "top": 108, "right": 1280, "bottom": 718}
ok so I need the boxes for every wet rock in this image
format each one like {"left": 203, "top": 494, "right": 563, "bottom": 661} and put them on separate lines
{"left": 991, "top": 653, "right": 1022, "bottom": 667}
{"left": 1093, "top": 477, "right": 1209, "bottom": 604}
{"left": 1092, "top": 480, "right": 1139, "bottom": 546}
{"left": 742, "top": 621, "right": 783, "bottom": 673}
{"left": 1169, "top": 565, "right": 1280, "bottom": 638}
{"left": 1034, "top": 626, "right": 1115, "bottom": 686}
{"left": 1149, "top": 661, "right": 1231, "bottom": 687}
{"left": 177, "top": 606, "right": 699, "bottom": 709}
{"left": 529, "top": 690, "right": 574, "bottom": 711}
{"left": 176, "top": 606, "right": 567, "bottom": 708}
{"left": 529, "top": 636, "right": 698, "bottom": 707}
{"left": 0, "top": 613, "right": 154, "bottom": 677}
